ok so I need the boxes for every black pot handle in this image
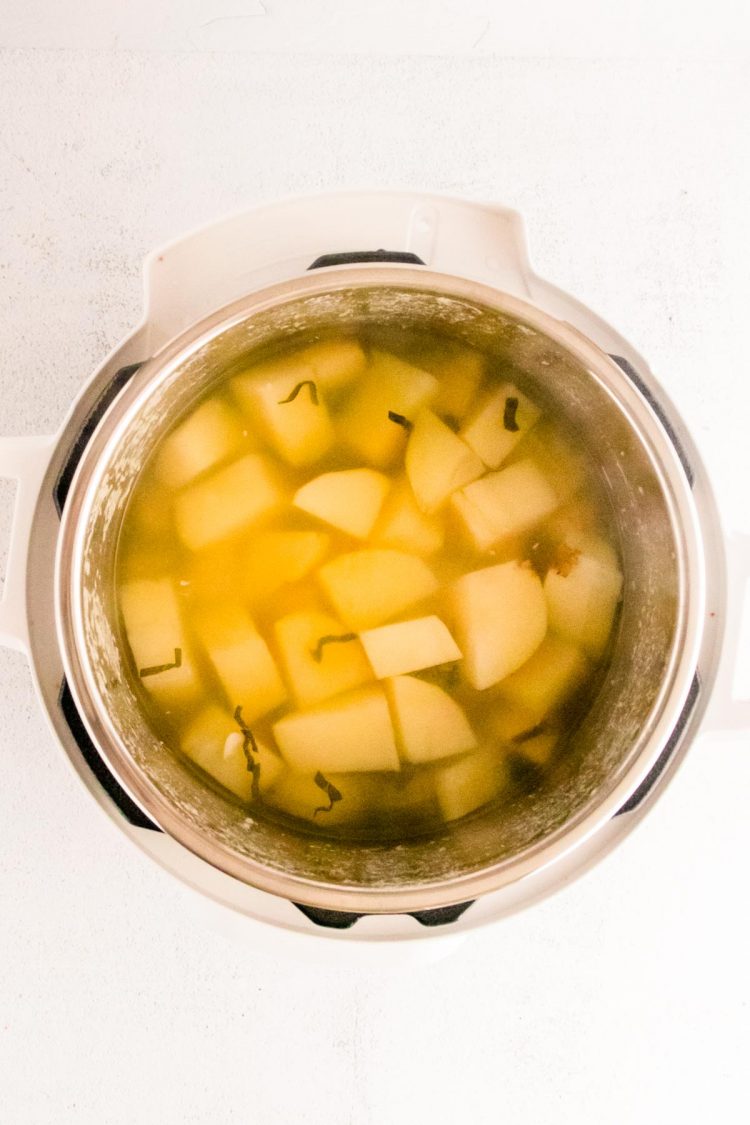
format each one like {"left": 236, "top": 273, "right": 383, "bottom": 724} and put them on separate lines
{"left": 308, "top": 249, "right": 425, "bottom": 270}
{"left": 293, "top": 900, "right": 474, "bottom": 930}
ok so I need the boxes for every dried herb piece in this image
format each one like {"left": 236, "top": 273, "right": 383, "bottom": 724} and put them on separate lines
{"left": 313, "top": 770, "right": 343, "bottom": 816}
{"left": 503, "top": 396, "right": 520, "bottom": 432}
{"left": 310, "top": 633, "right": 358, "bottom": 663}
{"left": 528, "top": 537, "right": 581, "bottom": 579}
{"left": 512, "top": 722, "right": 548, "bottom": 744}
{"left": 234, "top": 704, "right": 261, "bottom": 800}
{"left": 139, "top": 647, "right": 182, "bottom": 678}
{"left": 278, "top": 380, "right": 319, "bottom": 406}
{"left": 387, "top": 410, "right": 413, "bottom": 431}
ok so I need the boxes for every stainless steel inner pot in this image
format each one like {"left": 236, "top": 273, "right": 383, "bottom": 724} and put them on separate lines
{"left": 55, "top": 268, "right": 704, "bottom": 913}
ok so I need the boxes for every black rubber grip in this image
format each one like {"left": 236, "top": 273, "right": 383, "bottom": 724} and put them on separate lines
{"left": 608, "top": 354, "right": 693, "bottom": 486}
{"left": 293, "top": 899, "right": 473, "bottom": 930}
{"left": 308, "top": 249, "right": 425, "bottom": 270}
{"left": 54, "top": 361, "right": 144, "bottom": 516}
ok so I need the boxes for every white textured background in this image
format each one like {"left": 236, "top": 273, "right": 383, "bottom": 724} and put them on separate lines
{"left": 1, "top": 5, "right": 749, "bottom": 1123}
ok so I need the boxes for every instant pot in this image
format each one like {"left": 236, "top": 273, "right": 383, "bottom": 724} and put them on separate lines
{"left": 1, "top": 192, "right": 747, "bottom": 948}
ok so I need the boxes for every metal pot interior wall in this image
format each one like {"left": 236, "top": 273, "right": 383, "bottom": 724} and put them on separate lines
{"left": 71, "top": 283, "right": 682, "bottom": 894}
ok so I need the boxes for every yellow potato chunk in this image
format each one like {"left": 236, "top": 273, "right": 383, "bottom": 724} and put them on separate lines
{"left": 360, "top": 616, "right": 462, "bottom": 679}
{"left": 299, "top": 338, "right": 368, "bottom": 392}
{"left": 273, "top": 685, "right": 400, "bottom": 773}
{"left": 512, "top": 728, "right": 559, "bottom": 767}
{"left": 338, "top": 349, "right": 439, "bottom": 467}
{"left": 446, "top": 561, "right": 547, "bottom": 689}
{"left": 497, "top": 635, "right": 589, "bottom": 723}
{"left": 429, "top": 346, "right": 486, "bottom": 422}
{"left": 451, "top": 459, "right": 559, "bottom": 553}
{"left": 459, "top": 383, "right": 541, "bottom": 469}
{"left": 120, "top": 578, "right": 199, "bottom": 709}
{"left": 293, "top": 468, "right": 390, "bottom": 538}
{"left": 231, "top": 355, "right": 335, "bottom": 467}
{"left": 371, "top": 479, "right": 444, "bottom": 556}
{"left": 273, "top": 608, "right": 373, "bottom": 707}
{"left": 263, "top": 768, "right": 366, "bottom": 826}
{"left": 174, "top": 454, "right": 282, "bottom": 551}
{"left": 153, "top": 398, "right": 246, "bottom": 489}
{"left": 545, "top": 551, "right": 623, "bottom": 657}
{"left": 434, "top": 748, "right": 509, "bottom": 822}
{"left": 193, "top": 604, "right": 286, "bottom": 722}
{"left": 405, "top": 410, "right": 484, "bottom": 513}
{"left": 385, "top": 675, "right": 476, "bottom": 763}
{"left": 318, "top": 548, "right": 438, "bottom": 630}
{"left": 506, "top": 420, "right": 587, "bottom": 503}
{"left": 181, "top": 705, "right": 283, "bottom": 801}
{"left": 242, "top": 530, "right": 330, "bottom": 603}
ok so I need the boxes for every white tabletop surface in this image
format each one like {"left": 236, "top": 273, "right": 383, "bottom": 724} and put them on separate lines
{"left": 1, "top": 5, "right": 749, "bottom": 1123}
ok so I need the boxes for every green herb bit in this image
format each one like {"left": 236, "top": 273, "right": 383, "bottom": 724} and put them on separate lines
{"left": 387, "top": 410, "right": 413, "bottom": 431}
{"left": 310, "top": 633, "right": 358, "bottom": 663}
{"left": 503, "top": 396, "right": 520, "bottom": 432}
{"left": 139, "top": 647, "right": 182, "bottom": 678}
{"left": 234, "top": 704, "right": 261, "bottom": 800}
{"left": 313, "top": 770, "right": 343, "bottom": 816}
{"left": 278, "top": 380, "right": 319, "bottom": 406}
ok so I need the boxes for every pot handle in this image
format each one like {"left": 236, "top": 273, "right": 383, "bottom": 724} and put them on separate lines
{"left": 703, "top": 531, "right": 750, "bottom": 734}
{"left": 0, "top": 435, "right": 56, "bottom": 655}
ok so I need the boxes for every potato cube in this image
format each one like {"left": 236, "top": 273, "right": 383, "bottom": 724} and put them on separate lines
{"left": 451, "top": 459, "right": 559, "bottom": 553}
{"left": 273, "top": 686, "right": 400, "bottom": 773}
{"left": 385, "top": 675, "right": 476, "bottom": 763}
{"left": 544, "top": 551, "right": 623, "bottom": 658}
{"left": 174, "top": 454, "right": 282, "bottom": 551}
{"left": 193, "top": 604, "right": 286, "bottom": 722}
{"left": 299, "top": 338, "right": 368, "bottom": 393}
{"left": 338, "top": 349, "right": 438, "bottom": 467}
{"left": 446, "top": 561, "right": 547, "bottom": 689}
{"left": 231, "top": 355, "right": 335, "bottom": 467}
{"left": 181, "top": 705, "right": 283, "bottom": 801}
{"left": 511, "top": 728, "right": 559, "bottom": 767}
{"left": 429, "top": 346, "right": 486, "bottom": 422}
{"left": 506, "top": 420, "right": 587, "bottom": 503}
{"left": 460, "top": 383, "right": 541, "bottom": 468}
{"left": 498, "top": 635, "right": 589, "bottom": 723}
{"left": 360, "top": 616, "right": 462, "bottom": 679}
{"left": 434, "top": 748, "right": 509, "bottom": 822}
{"left": 318, "top": 548, "right": 438, "bottom": 630}
{"left": 405, "top": 410, "right": 484, "bottom": 513}
{"left": 371, "top": 479, "right": 444, "bottom": 556}
{"left": 484, "top": 700, "right": 541, "bottom": 744}
{"left": 293, "top": 468, "right": 390, "bottom": 538}
{"left": 273, "top": 608, "right": 373, "bottom": 707}
{"left": 153, "top": 398, "right": 246, "bottom": 489}
{"left": 242, "top": 530, "right": 330, "bottom": 603}
{"left": 120, "top": 578, "right": 199, "bottom": 709}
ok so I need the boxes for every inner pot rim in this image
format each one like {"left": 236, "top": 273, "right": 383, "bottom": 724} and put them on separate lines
{"left": 55, "top": 266, "right": 706, "bottom": 913}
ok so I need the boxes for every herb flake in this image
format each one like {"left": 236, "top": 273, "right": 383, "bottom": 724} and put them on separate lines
{"left": 277, "top": 380, "right": 319, "bottom": 406}
{"left": 234, "top": 704, "right": 261, "bottom": 800}
{"left": 503, "top": 396, "right": 520, "bottom": 432}
{"left": 313, "top": 770, "right": 343, "bottom": 816}
{"left": 387, "top": 410, "right": 413, "bottom": 431}
{"left": 139, "top": 647, "right": 182, "bottom": 678}
{"left": 310, "top": 633, "right": 358, "bottom": 663}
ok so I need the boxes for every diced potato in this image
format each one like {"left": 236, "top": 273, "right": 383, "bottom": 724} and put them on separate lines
{"left": 451, "top": 459, "right": 559, "bottom": 553}
{"left": 263, "top": 767, "right": 367, "bottom": 826}
{"left": 545, "top": 551, "right": 623, "bottom": 657}
{"left": 126, "top": 481, "right": 175, "bottom": 544}
{"left": 293, "top": 468, "right": 390, "bottom": 538}
{"left": 242, "top": 530, "right": 330, "bottom": 603}
{"left": 120, "top": 578, "right": 199, "bottom": 708}
{"left": 385, "top": 675, "right": 476, "bottom": 763}
{"left": 360, "top": 616, "right": 462, "bottom": 679}
{"left": 231, "top": 355, "right": 335, "bottom": 467}
{"left": 505, "top": 420, "right": 587, "bottom": 503}
{"left": 174, "top": 454, "right": 282, "bottom": 551}
{"left": 273, "top": 685, "right": 400, "bottom": 773}
{"left": 429, "top": 346, "right": 486, "bottom": 422}
{"left": 338, "top": 350, "right": 439, "bottom": 467}
{"left": 446, "top": 561, "right": 547, "bottom": 689}
{"left": 153, "top": 398, "right": 246, "bottom": 489}
{"left": 371, "top": 479, "right": 445, "bottom": 556}
{"left": 484, "top": 700, "right": 541, "bottom": 743}
{"left": 497, "top": 635, "right": 589, "bottom": 723}
{"left": 273, "top": 608, "right": 373, "bottom": 707}
{"left": 405, "top": 410, "right": 484, "bottom": 513}
{"left": 299, "top": 338, "right": 368, "bottom": 393}
{"left": 318, "top": 548, "right": 438, "bottom": 630}
{"left": 460, "top": 383, "right": 541, "bottom": 468}
{"left": 512, "top": 728, "right": 559, "bottom": 767}
{"left": 434, "top": 747, "right": 509, "bottom": 822}
{"left": 181, "top": 706, "right": 283, "bottom": 801}
{"left": 193, "top": 604, "right": 286, "bottom": 722}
